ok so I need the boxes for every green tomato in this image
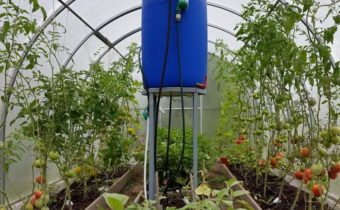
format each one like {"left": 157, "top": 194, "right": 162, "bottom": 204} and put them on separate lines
{"left": 311, "top": 163, "right": 323, "bottom": 176}
{"left": 330, "top": 126, "right": 340, "bottom": 136}
{"left": 253, "top": 93, "right": 260, "bottom": 99}
{"left": 318, "top": 148, "right": 328, "bottom": 157}
{"left": 321, "top": 130, "right": 329, "bottom": 138}
{"left": 34, "top": 159, "right": 46, "bottom": 168}
{"left": 41, "top": 207, "right": 50, "bottom": 210}
{"left": 64, "top": 169, "right": 76, "bottom": 178}
{"left": 0, "top": 142, "right": 4, "bottom": 150}
{"left": 282, "top": 123, "right": 291, "bottom": 130}
{"left": 40, "top": 194, "right": 50, "bottom": 204}
{"left": 331, "top": 136, "right": 340, "bottom": 144}
{"left": 255, "top": 115, "right": 262, "bottom": 120}
{"left": 262, "top": 110, "right": 270, "bottom": 115}
{"left": 308, "top": 97, "right": 317, "bottom": 106}
{"left": 34, "top": 198, "right": 44, "bottom": 209}
{"left": 48, "top": 151, "right": 60, "bottom": 161}
{"left": 24, "top": 203, "right": 34, "bottom": 210}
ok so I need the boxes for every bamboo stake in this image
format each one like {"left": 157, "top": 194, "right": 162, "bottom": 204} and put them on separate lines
{"left": 190, "top": 173, "right": 196, "bottom": 202}
{"left": 155, "top": 172, "right": 161, "bottom": 210}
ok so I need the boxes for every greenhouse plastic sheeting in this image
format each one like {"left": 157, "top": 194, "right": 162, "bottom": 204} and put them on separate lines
{"left": 1, "top": 0, "right": 340, "bottom": 203}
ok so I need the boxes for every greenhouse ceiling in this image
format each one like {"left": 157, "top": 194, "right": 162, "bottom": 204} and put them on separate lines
{"left": 12, "top": 0, "right": 340, "bottom": 74}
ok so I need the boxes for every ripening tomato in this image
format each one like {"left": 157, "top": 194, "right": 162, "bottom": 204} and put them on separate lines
{"left": 300, "top": 147, "right": 310, "bottom": 157}
{"left": 258, "top": 160, "right": 266, "bottom": 166}
{"left": 24, "top": 203, "right": 34, "bottom": 210}
{"left": 74, "top": 166, "right": 83, "bottom": 174}
{"left": 239, "top": 136, "right": 246, "bottom": 141}
{"left": 335, "top": 163, "right": 340, "bottom": 173}
{"left": 312, "top": 184, "right": 324, "bottom": 197}
{"left": 30, "top": 197, "right": 36, "bottom": 205}
{"left": 272, "top": 141, "right": 280, "bottom": 147}
{"left": 34, "top": 190, "right": 43, "bottom": 199}
{"left": 35, "top": 176, "right": 44, "bottom": 184}
{"left": 270, "top": 157, "right": 278, "bottom": 167}
{"left": 275, "top": 153, "right": 284, "bottom": 160}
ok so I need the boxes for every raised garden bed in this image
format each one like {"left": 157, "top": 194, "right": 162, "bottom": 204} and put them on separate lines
{"left": 85, "top": 163, "right": 143, "bottom": 210}
{"left": 45, "top": 163, "right": 142, "bottom": 210}
{"left": 212, "top": 163, "right": 262, "bottom": 210}
{"left": 226, "top": 163, "right": 335, "bottom": 210}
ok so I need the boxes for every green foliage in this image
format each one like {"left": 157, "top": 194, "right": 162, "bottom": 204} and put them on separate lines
{"left": 214, "top": 0, "right": 339, "bottom": 208}
{"left": 103, "top": 193, "right": 129, "bottom": 210}
{"left": 181, "top": 178, "right": 251, "bottom": 210}
{"left": 16, "top": 44, "right": 141, "bottom": 171}
{"left": 126, "top": 200, "right": 157, "bottom": 210}
{"left": 156, "top": 127, "right": 214, "bottom": 180}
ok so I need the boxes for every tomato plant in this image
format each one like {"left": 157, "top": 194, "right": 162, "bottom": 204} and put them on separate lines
{"left": 214, "top": 0, "right": 339, "bottom": 209}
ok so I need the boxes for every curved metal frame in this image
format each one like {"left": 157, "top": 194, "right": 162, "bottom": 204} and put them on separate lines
{"left": 93, "top": 24, "right": 236, "bottom": 64}
{"left": 63, "top": 3, "right": 242, "bottom": 67}
{"left": 63, "top": 5, "right": 142, "bottom": 67}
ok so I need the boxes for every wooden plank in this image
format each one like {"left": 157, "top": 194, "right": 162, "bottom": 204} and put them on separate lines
{"left": 212, "top": 163, "right": 263, "bottom": 210}
{"left": 85, "top": 163, "right": 143, "bottom": 210}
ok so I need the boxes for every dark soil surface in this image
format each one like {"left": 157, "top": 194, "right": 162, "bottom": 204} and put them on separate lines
{"left": 228, "top": 164, "right": 331, "bottom": 210}
{"left": 48, "top": 166, "right": 128, "bottom": 210}
{"left": 161, "top": 192, "right": 186, "bottom": 209}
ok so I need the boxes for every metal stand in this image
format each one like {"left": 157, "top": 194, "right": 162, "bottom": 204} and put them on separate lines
{"left": 143, "top": 87, "right": 206, "bottom": 200}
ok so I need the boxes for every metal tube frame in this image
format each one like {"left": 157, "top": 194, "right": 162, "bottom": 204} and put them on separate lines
{"left": 144, "top": 87, "right": 206, "bottom": 200}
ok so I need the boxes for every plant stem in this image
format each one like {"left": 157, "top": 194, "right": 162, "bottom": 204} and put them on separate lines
{"left": 291, "top": 181, "right": 303, "bottom": 210}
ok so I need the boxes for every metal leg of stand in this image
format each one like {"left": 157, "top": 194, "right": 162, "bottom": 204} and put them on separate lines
{"left": 148, "top": 94, "right": 156, "bottom": 200}
{"left": 193, "top": 92, "right": 199, "bottom": 189}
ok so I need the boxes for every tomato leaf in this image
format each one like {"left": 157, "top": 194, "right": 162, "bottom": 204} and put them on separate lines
{"left": 323, "top": 26, "right": 337, "bottom": 44}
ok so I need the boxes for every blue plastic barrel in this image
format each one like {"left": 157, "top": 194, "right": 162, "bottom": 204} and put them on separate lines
{"left": 142, "top": 0, "right": 207, "bottom": 88}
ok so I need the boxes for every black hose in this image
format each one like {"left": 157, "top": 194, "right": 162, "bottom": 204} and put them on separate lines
{"left": 167, "top": 20, "right": 186, "bottom": 188}
{"left": 138, "top": 48, "right": 150, "bottom": 113}
{"left": 164, "top": 95, "right": 173, "bottom": 180}
{"left": 154, "top": 0, "right": 172, "bottom": 171}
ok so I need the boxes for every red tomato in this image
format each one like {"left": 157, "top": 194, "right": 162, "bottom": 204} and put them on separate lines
{"left": 295, "top": 170, "right": 304, "bottom": 180}
{"left": 220, "top": 157, "right": 229, "bottom": 166}
{"left": 329, "top": 171, "right": 338, "bottom": 180}
{"left": 304, "top": 168, "right": 312, "bottom": 179}
{"left": 234, "top": 139, "right": 242, "bottom": 144}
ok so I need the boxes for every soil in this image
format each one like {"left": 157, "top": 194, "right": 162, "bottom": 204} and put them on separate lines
{"left": 228, "top": 164, "right": 332, "bottom": 210}
{"left": 48, "top": 166, "right": 128, "bottom": 210}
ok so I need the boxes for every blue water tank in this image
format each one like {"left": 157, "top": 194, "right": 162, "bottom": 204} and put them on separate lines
{"left": 142, "top": 0, "right": 207, "bottom": 88}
